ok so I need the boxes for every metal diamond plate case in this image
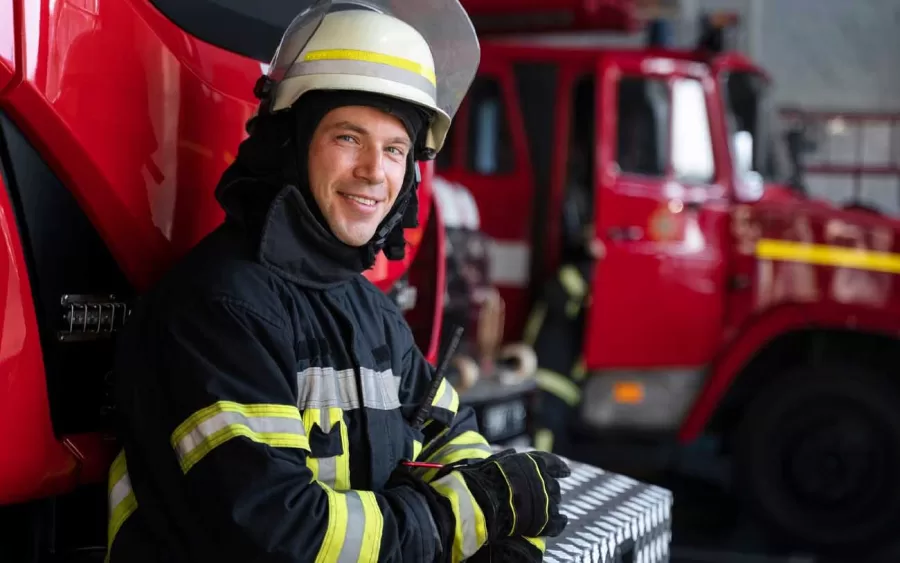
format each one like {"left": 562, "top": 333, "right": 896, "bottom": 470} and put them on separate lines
{"left": 501, "top": 448, "right": 674, "bottom": 563}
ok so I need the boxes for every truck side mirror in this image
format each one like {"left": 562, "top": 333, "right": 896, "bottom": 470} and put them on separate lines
{"left": 732, "top": 131, "right": 763, "bottom": 201}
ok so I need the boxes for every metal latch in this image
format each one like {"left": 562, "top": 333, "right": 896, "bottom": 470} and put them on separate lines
{"left": 391, "top": 279, "right": 418, "bottom": 312}
{"left": 58, "top": 294, "right": 131, "bottom": 342}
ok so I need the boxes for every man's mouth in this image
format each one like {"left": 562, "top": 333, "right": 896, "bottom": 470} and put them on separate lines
{"left": 340, "top": 193, "right": 378, "bottom": 207}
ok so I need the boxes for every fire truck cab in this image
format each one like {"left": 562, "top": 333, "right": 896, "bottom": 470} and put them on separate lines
{"left": 437, "top": 0, "right": 900, "bottom": 556}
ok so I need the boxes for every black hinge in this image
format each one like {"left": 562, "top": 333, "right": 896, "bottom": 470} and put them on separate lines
{"left": 58, "top": 294, "right": 131, "bottom": 342}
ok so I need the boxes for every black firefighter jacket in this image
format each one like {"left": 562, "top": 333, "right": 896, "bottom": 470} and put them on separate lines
{"left": 105, "top": 176, "right": 493, "bottom": 562}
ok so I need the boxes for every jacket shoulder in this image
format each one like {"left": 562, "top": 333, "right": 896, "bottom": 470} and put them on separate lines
{"left": 349, "top": 277, "right": 420, "bottom": 364}
{"left": 354, "top": 276, "right": 408, "bottom": 323}
{"left": 145, "top": 226, "right": 292, "bottom": 327}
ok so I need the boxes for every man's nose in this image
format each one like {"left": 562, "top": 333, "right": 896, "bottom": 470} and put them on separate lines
{"left": 354, "top": 145, "right": 386, "bottom": 185}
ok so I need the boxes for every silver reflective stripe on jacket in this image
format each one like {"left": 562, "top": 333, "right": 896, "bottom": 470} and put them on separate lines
{"left": 296, "top": 366, "right": 401, "bottom": 411}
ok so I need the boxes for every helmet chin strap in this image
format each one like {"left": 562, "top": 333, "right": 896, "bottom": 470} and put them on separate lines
{"left": 368, "top": 159, "right": 421, "bottom": 262}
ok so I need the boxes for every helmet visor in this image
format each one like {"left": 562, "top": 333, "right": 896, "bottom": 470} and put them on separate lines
{"left": 266, "top": 0, "right": 480, "bottom": 121}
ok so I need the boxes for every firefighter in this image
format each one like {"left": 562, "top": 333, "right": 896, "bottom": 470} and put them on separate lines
{"left": 105, "top": 3, "right": 569, "bottom": 562}
{"left": 527, "top": 182, "right": 599, "bottom": 457}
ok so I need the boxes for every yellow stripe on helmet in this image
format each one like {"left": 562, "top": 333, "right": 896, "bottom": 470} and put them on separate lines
{"left": 304, "top": 49, "right": 437, "bottom": 86}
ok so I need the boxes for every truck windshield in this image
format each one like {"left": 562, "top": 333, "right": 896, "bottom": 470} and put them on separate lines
{"left": 150, "top": 0, "right": 300, "bottom": 62}
{"left": 721, "top": 71, "right": 792, "bottom": 185}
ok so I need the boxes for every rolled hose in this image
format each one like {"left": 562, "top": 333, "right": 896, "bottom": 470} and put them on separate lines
{"left": 495, "top": 342, "right": 537, "bottom": 383}
{"left": 448, "top": 342, "right": 536, "bottom": 392}
{"left": 450, "top": 354, "right": 480, "bottom": 391}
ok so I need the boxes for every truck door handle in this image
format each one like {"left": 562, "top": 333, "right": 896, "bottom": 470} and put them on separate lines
{"left": 671, "top": 198, "right": 703, "bottom": 212}
{"left": 607, "top": 226, "right": 644, "bottom": 241}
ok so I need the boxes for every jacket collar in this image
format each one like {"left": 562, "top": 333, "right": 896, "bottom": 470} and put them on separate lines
{"left": 217, "top": 175, "right": 366, "bottom": 289}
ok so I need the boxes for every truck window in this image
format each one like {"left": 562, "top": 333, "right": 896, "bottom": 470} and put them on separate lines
{"left": 617, "top": 77, "right": 669, "bottom": 177}
{"left": 672, "top": 78, "right": 715, "bottom": 183}
{"left": 466, "top": 76, "right": 515, "bottom": 175}
{"left": 722, "top": 71, "right": 791, "bottom": 184}
{"left": 149, "top": 0, "right": 304, "bottom": 62}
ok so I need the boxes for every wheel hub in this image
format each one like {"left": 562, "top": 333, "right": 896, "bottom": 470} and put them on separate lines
{"left": 780, "top": 408, "right": 886, "bottom": 519}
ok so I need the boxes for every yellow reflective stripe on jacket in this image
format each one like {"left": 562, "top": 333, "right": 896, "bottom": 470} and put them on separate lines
{"left": 559, "top": 265, "right": 587, "bottom": 299}
{"left": 523, "top": 536, "right": 546, "bottom": 551}
{"left": 533, "top": 428, "right": 554, "bottom": 452}
{"left": 314, "top": 486, "right": 383, "bottom": 563}
{"left": 431, "top": 378, "right": 460, "bottom": 414}
{"left": 418, "top": 425, "right": 451, "bottom": 465}
{"left": 522, "top": 301, "right": 547, "bottom": 346}
{"left": 423, "top": 430, "right": 491, "bottom": 463}
{"left": 333, "top": 408, "right": 351, "bottom": 491}
{"left": 417, "top": 430, "right": 492, "bottom": 481}
{"left": 302, "top": 407, "right": 352, "bottom": 491}
{"left": 571, "top": 357, "right": 587, "bottom": 382}
{"left": 106, "top": 449, "right": 137, "bottom": 562}
{"left": 536, "top": 369, "right": 582, "bottom": 406}
{"left": 303, "top": 408, "right": 321, "bottom": 483}
{"left": 430, "top": 471, "right": 488, "bottom": 561}
{"left": 560, "top": 265, "right": 587, "bottom": 318}
{"left": 171, "top": 401, "right": 309, "bottom": 474}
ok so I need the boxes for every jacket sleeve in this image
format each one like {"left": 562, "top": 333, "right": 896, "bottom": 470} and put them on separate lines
{"left": 391, "top": 337, "right": 494, "bottom": 560}
{"left": 395, "top": 338, "right": 494, "bottom": 481}
{"left": 139, "top": 293, "right": 443, "bottom": 563}
{"left": 394, "top": 321, "right": 546, "bottom": 562}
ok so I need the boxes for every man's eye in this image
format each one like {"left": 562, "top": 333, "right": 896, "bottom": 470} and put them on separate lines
{"left": 337, "top": 135, "right": 357, "bottom": 143}
{"left": 386, "top": 146, "right": 405, "bottom": 156}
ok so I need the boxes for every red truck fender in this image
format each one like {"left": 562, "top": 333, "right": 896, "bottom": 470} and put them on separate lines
{"left": 679, "top": 302, "right": 900, "bottom": 442}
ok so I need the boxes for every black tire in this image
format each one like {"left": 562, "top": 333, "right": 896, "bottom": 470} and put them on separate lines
{"left": 732, "top": 364, "right": 900, "bottom": 555}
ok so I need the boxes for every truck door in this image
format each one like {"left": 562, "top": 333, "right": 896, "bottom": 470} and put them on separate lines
{"left": 582, "top": 54, "right": 729, "bottom": 374}
{"left": 435, "top": 55, "right": 536, "bottom": 340}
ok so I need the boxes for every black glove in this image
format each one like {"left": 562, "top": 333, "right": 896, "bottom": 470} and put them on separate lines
{"left": 433, "top": 449, "right": 570, "bottom": 540}
{"left": 467, "top": 536, "right": 545, "bottom": 563}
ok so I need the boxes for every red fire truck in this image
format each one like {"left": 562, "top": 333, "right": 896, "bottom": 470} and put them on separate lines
{"left": 434, "top": 0, "right": 900, "bottom": 556}
{"left": 0, "top": 0, "right": 451, "bottom": 559}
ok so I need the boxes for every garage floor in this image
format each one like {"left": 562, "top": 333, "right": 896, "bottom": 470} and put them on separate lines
{"left": 643, "top": 470, "right": 899, "bottom": 563}
{"left": 568, "top": 439, "right": 900, "bottom": 563}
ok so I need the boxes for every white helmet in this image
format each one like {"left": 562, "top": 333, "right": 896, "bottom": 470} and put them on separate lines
{"left": 258, "top": 0, "right": 480, "bottom": 157}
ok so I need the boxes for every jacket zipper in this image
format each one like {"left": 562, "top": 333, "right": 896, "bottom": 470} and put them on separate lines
{"left": 326, "top": 290, "right": 373, "bottom": 489}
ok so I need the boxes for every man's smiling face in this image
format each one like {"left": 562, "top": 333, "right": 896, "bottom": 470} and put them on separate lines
{"left": 307, "top": 105, "right": 411, "bottom": 247}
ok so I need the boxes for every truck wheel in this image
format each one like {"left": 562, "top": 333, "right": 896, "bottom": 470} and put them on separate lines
{"left": 732, "top": 364, "right": 900, "bottom": 554}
